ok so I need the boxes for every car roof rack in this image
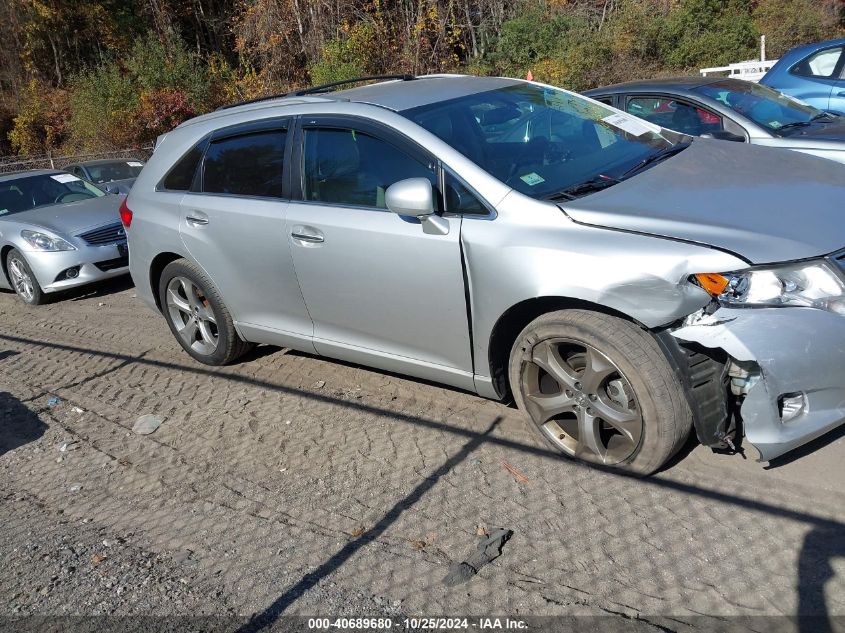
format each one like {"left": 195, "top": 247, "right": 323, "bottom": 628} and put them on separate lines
{"left": 216, "top": 74, "right": 416, "bottom": 111}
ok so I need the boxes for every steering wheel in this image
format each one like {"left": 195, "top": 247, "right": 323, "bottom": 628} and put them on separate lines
{"left": 54, "top": 191, "right": 95, "bottom": 204}
{"left": 504, "top": 137, "right": 549, "bottom": 185}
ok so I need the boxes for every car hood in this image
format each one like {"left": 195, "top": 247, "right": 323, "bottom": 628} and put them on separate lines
{"left": 8, "top": 194, "right": 123, "bottom": 237}
{"left": 561, "top": 139, "right": 845, "bottom": 264}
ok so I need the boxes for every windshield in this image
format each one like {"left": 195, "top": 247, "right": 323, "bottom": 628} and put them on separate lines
{"left": 402, "top": 83, "right": 677, "bottom": 198}
{"left": 692, "top": 80, "right": 826, "bottom": 133}
{"left": 84, "top": 160, "right": 144, "bottom": 183}
{"left": 0, "top": 173, "right": 105, "bottom": 217}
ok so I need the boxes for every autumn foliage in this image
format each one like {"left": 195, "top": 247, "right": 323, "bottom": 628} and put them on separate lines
{"left": 0, "top": 0, "right": 842, "bottom": 156}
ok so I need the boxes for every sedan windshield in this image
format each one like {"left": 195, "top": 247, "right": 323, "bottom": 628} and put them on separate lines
{"left": 0, "top": 173, "right": 105, "bottom": 217}
{"left": 402, "top": 83, "right": 679, "bottom": 198}
{"left": 692, "top": 79, "right": 828, "bottom": 133}
{"left": 84, "top": 160, "right": 144, "bottom": 184}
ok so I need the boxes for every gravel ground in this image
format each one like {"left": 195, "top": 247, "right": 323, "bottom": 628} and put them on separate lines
{"left": 1, "top": 277, "right": 844, "bottom": 633}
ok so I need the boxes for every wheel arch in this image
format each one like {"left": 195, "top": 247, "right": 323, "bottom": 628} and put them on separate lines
{"left": 487, "top": 296, "right": 642, "bottom": 401}
{"left": 149, "top": 251, "right": 186, "bottom": 312}
{"left": 0, "top": 244, "right": 14, "bottom": 287}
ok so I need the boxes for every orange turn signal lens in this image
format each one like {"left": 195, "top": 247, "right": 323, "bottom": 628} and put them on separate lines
{"left": 694, "top": 273, "right": 730, "bottom": 297}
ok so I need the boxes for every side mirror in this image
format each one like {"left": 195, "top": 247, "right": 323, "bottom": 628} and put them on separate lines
{"left": 700, "top": 130, "right": 745, "bottom": 142}
{"left": 385, "top": 178, "right": 449, "bottom": 235}
{"left": 385, "top": 178, "right": 435, "bottom": 217}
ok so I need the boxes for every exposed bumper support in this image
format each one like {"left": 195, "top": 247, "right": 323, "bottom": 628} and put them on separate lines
{"left": 672, "top": 307, "right": 845, "bottom": 462}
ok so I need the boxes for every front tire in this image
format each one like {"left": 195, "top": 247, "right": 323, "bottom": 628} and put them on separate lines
{"left": 508, "top": 310, "right": 692, "bottom": 476}
{"left": 6, "top": 249, "right": 46, "bottom": 305}
{"left": 158, "top": 259, "right": 253, "bottom": 365}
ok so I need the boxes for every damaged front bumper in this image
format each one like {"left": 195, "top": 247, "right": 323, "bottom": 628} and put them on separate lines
{"left": 672, "top": 307, "right": 845, "bottom": 462}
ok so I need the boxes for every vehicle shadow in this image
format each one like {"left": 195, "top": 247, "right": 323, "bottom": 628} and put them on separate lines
{"left": 798, "top": 525, "right": 845, "bottom": 633}
{"left": 0, "top": 388, "right": 47, "bottom": 459}
{"left": 1, "top": 331, "right": 844, "bottom": 629}
{"left": 235, "top": 417, "right": 503, "bottom": 633}
{"left": 765, "top": 424, "right": 845, "bottom": 469}
{"left": 64, "top": 274, "right": 134, "bottom": 302}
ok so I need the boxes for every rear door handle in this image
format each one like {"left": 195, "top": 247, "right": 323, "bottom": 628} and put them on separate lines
{"left": 185, "top": 211, "right": 209, "bottom": 227}
{"left": 291, "top": 233, "right": 324, "bottom": 243}
{"left": 290, "top": 226, "right": 325, "bottom": 244}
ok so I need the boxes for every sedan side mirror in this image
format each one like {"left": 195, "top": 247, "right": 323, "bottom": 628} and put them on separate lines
{"left": 385, "top": 178, "right": 449, "bottom": 235}
{"left": 700, "top": 131, "right": 745, "bottom": 142}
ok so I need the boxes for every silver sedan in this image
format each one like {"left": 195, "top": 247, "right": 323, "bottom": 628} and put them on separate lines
{"left": 0, "top": 170, "right": 129, "bottom": 304}
{"left": 586, "top": 77, "right": 845, "bottom": 164}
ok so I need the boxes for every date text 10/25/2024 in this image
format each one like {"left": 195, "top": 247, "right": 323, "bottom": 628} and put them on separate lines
{"left": 307, "top": 618, "right": 529, "bottom": 630}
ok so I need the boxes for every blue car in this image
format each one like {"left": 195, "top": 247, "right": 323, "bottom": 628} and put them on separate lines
{"left": 761, "top": 37, "right": 845, "bottom": 114}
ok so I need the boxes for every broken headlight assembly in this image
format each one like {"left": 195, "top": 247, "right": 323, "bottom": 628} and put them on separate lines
{"left": 692, "top": 259, "right": 845, "bottom": 315}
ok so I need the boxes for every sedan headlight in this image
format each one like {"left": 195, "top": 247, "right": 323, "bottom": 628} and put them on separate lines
{"left": 693, "top": 259, "right": 845, "bottom": 315}
{"left": 20, "top": 230, "right": 76, "bottom": 251}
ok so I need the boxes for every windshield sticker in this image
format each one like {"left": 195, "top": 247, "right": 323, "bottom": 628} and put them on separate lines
{"left": 769, "top": 121, "right": 782, "bottom": 129}
{"left": 127, "top": 161, "right": 143, "bottom": 167}
{"left": 602, "top": 113, "right": 658, "bottom": 136}
{"left": 520, "top": 172, "right": 546, "bottom": 186}
{"left": 51, "top": 173, "right": 81, "bottom": 183}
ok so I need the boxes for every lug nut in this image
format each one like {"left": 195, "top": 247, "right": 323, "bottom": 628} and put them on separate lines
{"left": 565, "top": 389, "right": 573, "bottom": 397}
{"left": 589, "top": 394, "right": 597, "bottom": 401}
{"left": 574, "top": 381, "right": 582, "bottom": 390}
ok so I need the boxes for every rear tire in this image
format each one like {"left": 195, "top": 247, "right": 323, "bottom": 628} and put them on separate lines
{"left": 6, "top": 248, "right": 46, "bottom": 305}
{"left": 158, "top": 259, "right": 253, "bottom": 365}
{"left": 508, "top": 309, "right": 692, "bottom": 476}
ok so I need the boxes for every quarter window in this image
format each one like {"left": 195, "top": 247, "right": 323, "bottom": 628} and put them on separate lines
{"left": 444, "top": 171, "right": 488, "bottom": 215}
{"left": 203, "top": 130, "right": 286, "bottom": 197}
{"left": 792, "top": 47, "right": 842, "bottom": 78}
{"left": 162, "top": 144, "right": 204, "bottom": 191}
{"left": 626, "top": 97, "right": 722, "bottom": 136}
{"left": 302, "top": 128, "right": 435, "bottom": 208}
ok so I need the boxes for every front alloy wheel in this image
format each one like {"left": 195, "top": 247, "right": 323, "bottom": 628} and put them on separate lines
{"left": 522, "top": 338, "right": 643, "bottom": 465}
{"left": 509, "top": 310, "right": 693, "bottom": 475}
{"left": 6, "top": 249, "right": 45, "bottom": 305}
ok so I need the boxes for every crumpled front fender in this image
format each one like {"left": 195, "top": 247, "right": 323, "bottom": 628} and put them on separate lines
{"left": 672, "top": 307, "right": 845, "bottom": 461}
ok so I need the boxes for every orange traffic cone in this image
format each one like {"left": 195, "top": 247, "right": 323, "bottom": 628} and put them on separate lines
{"left": 526, "top": 70, "right": 534, "bottom": 81}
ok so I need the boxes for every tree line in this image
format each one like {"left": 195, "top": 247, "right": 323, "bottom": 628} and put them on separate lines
{"left": 1, "top": 0, "right": 842, "bottom": 157}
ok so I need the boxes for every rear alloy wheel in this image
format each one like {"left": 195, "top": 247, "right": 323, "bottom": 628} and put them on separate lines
{"left": 159, "top": 259, "right": 253, "bottom": 365}
{"left": 509, "top": 310, "right": 692, "bottom": 475}
{"left": 6, "top": 249, "right": 46, "bottom": 305}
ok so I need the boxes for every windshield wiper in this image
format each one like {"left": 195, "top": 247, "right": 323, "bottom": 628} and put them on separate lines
{"left": 777, "top": 120, "right": 812, "bottom": 131}
{"left": 544, "top": 175, "right": 620, "bottom": 201}
{"left": 620, "top": 142, "right": 691, "bottom": 179}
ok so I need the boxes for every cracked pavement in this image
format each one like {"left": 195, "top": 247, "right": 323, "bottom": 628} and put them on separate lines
{"left": 1, "top": 278, "right": 844, "bottom": 632}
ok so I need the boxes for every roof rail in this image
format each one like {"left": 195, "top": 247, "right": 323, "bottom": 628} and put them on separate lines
{"left": 288, "top": 74, "right": 416, "bottom": 96}
{"left": 216, "top": 74, "right": 416, "bottom": 111}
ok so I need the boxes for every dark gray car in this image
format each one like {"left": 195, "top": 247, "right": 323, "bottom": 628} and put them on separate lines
{"left": 585, "top": 77, "right": 845, "bottom": 164}
{"left": 63, "top": 158, "right": 145, "bottom": 194}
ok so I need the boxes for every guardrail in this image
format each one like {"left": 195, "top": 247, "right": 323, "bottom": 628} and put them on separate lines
{"left": 700, "top": 59, "right": 778, "bottom": 83}
{"left": 0, "top": 147, "right": 154, "bottom": 174}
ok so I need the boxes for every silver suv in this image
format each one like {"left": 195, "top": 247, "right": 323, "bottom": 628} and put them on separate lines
{"left": 126, "top": 75, "right": 845, "bottom": 474}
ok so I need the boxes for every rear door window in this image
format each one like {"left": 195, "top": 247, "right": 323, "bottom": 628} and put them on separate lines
{"left": 626, "top": 96, "right": 722, "bottom": 136}
{"left": 203, "top": 130, "right": 286, "bottom": 198}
